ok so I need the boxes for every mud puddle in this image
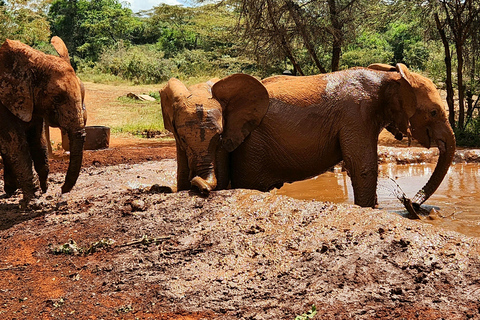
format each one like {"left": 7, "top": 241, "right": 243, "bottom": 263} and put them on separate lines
{"left": 277, "top": 163, "right": 480, "bottom": 237}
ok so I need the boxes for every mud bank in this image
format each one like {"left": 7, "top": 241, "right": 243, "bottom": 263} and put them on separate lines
{"left": 0, "top": 160, "right": 479, "bottom": 319}
{"left": 378, "top": 146, "right": 480, "bottom": 164}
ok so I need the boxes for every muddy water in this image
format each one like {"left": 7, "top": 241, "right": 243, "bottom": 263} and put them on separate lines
{"left": 277, "top": 163, "right": 480, "bottom": 237}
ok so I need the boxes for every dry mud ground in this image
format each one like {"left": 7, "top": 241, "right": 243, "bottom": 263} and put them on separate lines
{"left": 1, "top": 158, "right": 480, "bottom": 319}
{"left": 0, "top": 82, "right": 479, "bottom": 319}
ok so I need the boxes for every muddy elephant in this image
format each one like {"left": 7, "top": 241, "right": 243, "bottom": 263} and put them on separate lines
{"left": 160, "top": 74, "right": 269, "bottom": 193}
{"left": 0, "top": 36, "right": 87, "bottom": 206}
{"left": 161, "top": 64, "right": 455, "bottom": 208}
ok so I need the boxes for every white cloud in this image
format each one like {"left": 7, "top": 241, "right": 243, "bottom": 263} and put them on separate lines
{"left": 123, "top": 0, "right": 183, "bottom": 13}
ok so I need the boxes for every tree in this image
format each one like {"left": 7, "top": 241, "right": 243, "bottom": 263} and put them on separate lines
{"left": 0, "top": 0, "right": 51, "bottom": 45}
{"left": 48, "top": 0, "right": 141, "bottom": 63}
{"left": 146, "top": 3, "right": 238, "bottom": 58}
{"left": 430, "top": 0, "right": 480, "bottom": 130}
{"left": 236, "top": 0, "right": 371, "bottom": 75}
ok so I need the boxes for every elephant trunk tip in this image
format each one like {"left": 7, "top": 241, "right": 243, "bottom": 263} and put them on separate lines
{"left": 191, "top": 176, "right": 216, "bottom": 196}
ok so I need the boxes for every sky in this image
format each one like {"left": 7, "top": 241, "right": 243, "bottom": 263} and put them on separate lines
{"left": 123, "top": 0, "right": 186, "bottom": 13}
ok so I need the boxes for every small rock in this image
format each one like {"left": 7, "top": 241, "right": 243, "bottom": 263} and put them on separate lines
{"left": 149, "top": 184, "right": 173, "bottom": 194}
{"left": 131, "top": 200, "right": 147, "bottom": 212}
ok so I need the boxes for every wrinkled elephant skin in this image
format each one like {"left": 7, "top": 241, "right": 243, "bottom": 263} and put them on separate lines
{"left": 0, "top": 37, "right": 86, "bottom": 207}
{"left": 161, "top": 65, "right": 454, "bottom": 208}
{"left": 231, "top": 64, "right": 455, "bottom": 207}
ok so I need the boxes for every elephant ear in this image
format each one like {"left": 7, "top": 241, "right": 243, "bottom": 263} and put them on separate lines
{"left": 367, "top": 63, "right": 396, "bottom": 71}
{"left": 212, "top": 74, "right": 269, "bottom": 152}
{"left": 0, "top": 39, "right": 34, "bottom": 122}
{"left": 395, "top": 63, "right": 417, "bottom": 118}
{"left": 51, "top": 36, "right": 72, "bottom": 65}
{"left": 160, "top": 78, "right": 190, "bottom": 133}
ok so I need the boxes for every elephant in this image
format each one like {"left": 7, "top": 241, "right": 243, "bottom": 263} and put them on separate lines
{"left": 0, "top": 36, "right": 87, "bottom": 206}
{"left": 161, "top": 64, "right": 455, "bottom": 209}
{"left": 160, "top": 74, "right": 270, "bottom": 194}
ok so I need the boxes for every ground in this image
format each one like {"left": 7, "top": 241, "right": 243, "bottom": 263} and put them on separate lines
{"left": 0, "top": 82, "right": 479, "bottom": 319}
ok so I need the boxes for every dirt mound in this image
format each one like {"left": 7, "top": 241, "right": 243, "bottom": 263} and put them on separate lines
{"left": 0, "top": 161, "right": 479, "bottom": 319}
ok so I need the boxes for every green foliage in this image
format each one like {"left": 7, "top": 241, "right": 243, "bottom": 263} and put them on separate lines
{"left": 85, "top": 41, "right": 258, "bottom": 83}
{"left": 48, "top": 0, "right": 141, "bottom": 62}
{"left": 96, "top": 43, "right": 175, "bottom": 83}
{"left": 384, "top": 21, "right": 429, "bottom": 69}
{"left": 455, "top": 117, "right": 480, "bottom": 147}
{"left": 423, "top": 42, "right": 447, "bottom": 84}
{"left": 294, "top": 305, "right": 317, "bottom": 320}
{"left": 0, "top": 0, "right": 51, "bottom": 45}
{"left": 341, "top": 31, "right": 394, "bottom": 69}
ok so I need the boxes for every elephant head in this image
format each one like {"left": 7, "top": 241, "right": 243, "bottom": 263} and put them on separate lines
{"left": 160, "top": 74, "right": 269, "bottom": 194}
{"left": 369, "top": 63, "right": 456, "bottom": 205}
{"left": 0, "top": 36, "right": 86, "bottom": 194}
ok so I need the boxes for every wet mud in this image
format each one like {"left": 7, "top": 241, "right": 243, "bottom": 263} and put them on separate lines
{"left": 0, "top": 153, "right": 480, "bottom": 319}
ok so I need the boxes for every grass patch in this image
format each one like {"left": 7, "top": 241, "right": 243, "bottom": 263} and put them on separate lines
{"left": 77, "top": 71, "right": 132, "bottom": 85}
{"left": 94, "top": 96, "right": 165, "bottom": 137}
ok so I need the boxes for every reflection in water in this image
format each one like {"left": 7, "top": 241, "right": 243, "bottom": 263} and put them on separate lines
{"left": 277, "top": 164, "right": 480, "bottom": 237}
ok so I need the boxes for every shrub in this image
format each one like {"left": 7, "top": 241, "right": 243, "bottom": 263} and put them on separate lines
{"left": 455, "top": 116, "right": 480, "bottom": 147}
{"left": 97, "top": 43, "right": 177, "bottom": 84}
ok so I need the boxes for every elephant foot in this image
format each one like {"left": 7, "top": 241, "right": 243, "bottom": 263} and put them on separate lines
{"left": 19, "top": 197, "right": 31, "bottom": 210}
{"left": 40, "top": 180, "right": 48, "bottom": 193}
{"left": 4, "top": 185, "right": 18, "bottom": 197}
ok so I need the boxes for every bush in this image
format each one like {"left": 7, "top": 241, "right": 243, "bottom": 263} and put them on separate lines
{"left": 455, "top": 116, "right": 480, "bottom": 147}
{"left": 341, "top": 31, "right": 394, "bottom": 69}
{"left": 97, "top": 43, "right": 177, "bottom": 84}
{"left": 80, "top": 43, "right": 260, "bottom": 84}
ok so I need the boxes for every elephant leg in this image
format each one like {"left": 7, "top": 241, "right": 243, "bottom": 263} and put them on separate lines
{"left": 3, "top": 136, "right": 37, "bottom": 206}
{"left": 341, "top": 132, "right": 378, "bottom": 208}
{"left": 1, "top": 151, "right": 18, "bottom": 196}
{"left": 176, "top": 144, "right": 190, "bottom": 191}
{"left": 27, "top": 120, "right": 49, "bottom": 193}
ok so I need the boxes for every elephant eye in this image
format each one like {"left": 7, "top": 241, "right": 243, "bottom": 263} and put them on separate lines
{"left": 430, "top": 110, "right": 437, "bottom": 117}
{"left": 53, "top": 94, "right": 67, "bottom": 106}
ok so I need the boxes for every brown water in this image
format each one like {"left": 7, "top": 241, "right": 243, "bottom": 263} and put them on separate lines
{"left": 277, "top": 163, "right": 480, "bottom": 237}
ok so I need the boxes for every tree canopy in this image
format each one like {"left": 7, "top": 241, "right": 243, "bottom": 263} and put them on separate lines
{"left": 0, "top": 0, "right": 479, "bottom": 143}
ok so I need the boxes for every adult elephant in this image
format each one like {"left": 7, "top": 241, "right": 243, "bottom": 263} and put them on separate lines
{"left": 161, "top": 64, "right": 455, "bottom": 208}
{"left": 0, "top": 36, "right": 87, "bottom": 207}
{"left": 232, "top": 63, "right": 455, "bottom": 207}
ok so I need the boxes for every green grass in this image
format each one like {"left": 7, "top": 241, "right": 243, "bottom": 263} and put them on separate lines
{"left": 93, "top": 96, "right": 166, "bottom": 138}
{"left": 77, "top": 70, "right": 134, "bottom": 86}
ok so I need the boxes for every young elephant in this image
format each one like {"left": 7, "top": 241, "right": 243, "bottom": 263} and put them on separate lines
{"left": 0, "top": 37, "right": 87, "bottom": 206}
{"left": 231, "top": 63, "right": 455, "bottom": 207}
{"left": 160, "top": 74, "right": 269, "bottom": 194}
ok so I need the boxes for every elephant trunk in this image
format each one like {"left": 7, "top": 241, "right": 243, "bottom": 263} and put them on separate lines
{"left": 191, "top": 175, "right": 217, "bottom": 195}
{"left": 61, "top": 128, "right": 86, "bottom": 193}
{"left": 412, "top": 125, "right": 456, "bottom": 204}
{"left": 190, "top": 160, "right": 217, "bottom": 195}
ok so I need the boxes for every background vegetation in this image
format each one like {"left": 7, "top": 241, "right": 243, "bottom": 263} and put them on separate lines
{"left": 0, "top": 0, "right": 479, "bottom": 145}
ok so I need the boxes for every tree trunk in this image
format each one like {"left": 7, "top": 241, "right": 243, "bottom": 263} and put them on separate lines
{"left": 266, "top": 0, "right": 304, "bottom": 75}
{"left": 434, "top": 13, "right": 456, "bottom": 129}
{"left": 328, "top": 0, "right": 342, "bottom": 72}
{"left": 286, "top": 0, "right": 327, "bottom": 74}
{"left": 456, "top": 42, "right": 465, "bottom": 129}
